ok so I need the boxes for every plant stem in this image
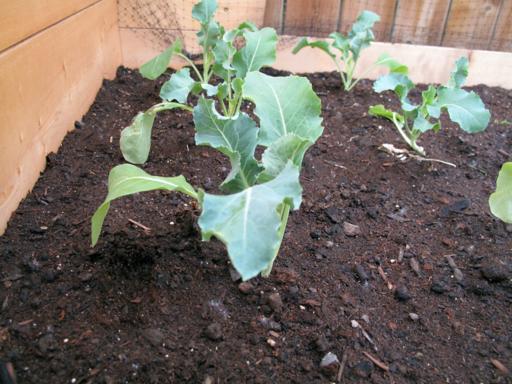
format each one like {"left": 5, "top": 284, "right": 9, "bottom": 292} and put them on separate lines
{"left": 150, "top": 102, "right": 193, "bottom": 114}
{"left": 392, "top": 114, "right": 425, "bottom": 156}
{"left": 261, "top": 203, "right": 291, "bottom": 278}
{"left": 219, "top": 97, "right": 229, "bottom": 116}
{"left": 177, "top": 53, "right": 203, "bottom": 82}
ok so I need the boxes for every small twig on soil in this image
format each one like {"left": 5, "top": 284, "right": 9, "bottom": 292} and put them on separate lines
{"left": 128, "top": 218, "right": 151, "bottom": 232}
{"left": 336, "top": 350, "right": 349, "bottom": 382}
{"left": 498, "top": 149, "right": 511, "bottom": 158}
{"left": 379, "top": 143, "right": 456, "bottom": 167}
{"left": 490, "top": 358, "right": 510, "bottom": 375}
{"left": 363, "top": 351, "right": 389, "bottom": 371}
{"left": 378, "top": 266, "right": 394, "bottom": 290}
{"left": 351, "top": 320, "right": 377, "bottom": 351}
{"left": 323, "top": 160, "right": 347, "bottom": 169}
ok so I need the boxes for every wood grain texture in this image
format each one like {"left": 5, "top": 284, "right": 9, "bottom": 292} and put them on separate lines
{"left": 340, "top": 0, "right": 397, "bottom": 41}
{"left": 0, "top": 0, "right": 99, "bottom": 52}
{"left": 443, "top": 0, "right": 501, "bottom": 49}
{"left": 0, "top": 0, "right": 122, "bottom": 233}
{"left": 490, "top": 0, "right": 512, "bottom": 51}
{"left": 392, "top": 0, "right": 451, "bottom": 45}
{"left": 284, "top": 0, "right": 341, "bottom": 37}
{"left": 263, "top": 0, "right": 284, "bottom": 32}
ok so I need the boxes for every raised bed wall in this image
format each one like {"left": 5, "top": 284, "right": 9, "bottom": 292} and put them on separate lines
{"left": 0, "top": 0, "right": 122, "bottom": 233}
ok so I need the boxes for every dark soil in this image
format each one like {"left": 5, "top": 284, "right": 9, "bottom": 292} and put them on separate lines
{"left": 1, "top": 67, "right": 512, "bottom": 384}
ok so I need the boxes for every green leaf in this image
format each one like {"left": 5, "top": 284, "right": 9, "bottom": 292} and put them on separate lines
{"left": 373, "top": 73, "right": 413, "bottom": 95}
{"left": 292, "top": 37, "right": 336, "bottom": 58}
{"left": 192, "top": 0, "right": 217, "bottom": 24}
{"left": 368, "top": 104, "right": 404, "bottom": 126}
{"left": 139, "top": 40, "right": 182, "bottom": 80}
{"left": 201, "top": 83, "right": 219, "bottom": 97}
{"left": 213, "top": 40, "right": 236, "bottom": 73}
{"left": 351, "top": 10, "right": 380, "bottom": 33}
{"left": 233, "top": 28, "right": 278, "bottom": 78}
{"left": 243, "top": 72, "right": 323, "bottom": 147}
{"left": 374, "top": 73, "right": 416, "bottom": 111}
{"left": 91, "top": 164, "right": 198, "bottom": 246}
{"left": 193, "top": 97, "right": 261, "bottom": 192}
{"left": 430, "top": 87, "right": 490, "bottom": 133}
{"left": 375, "top": 53, "right": 408, "bottom": 75}
{"left": 232, "top": 78, "right": 243, "bottom": 94}
{"left": 198, "top": 162, "right": 302, "bottom": 280}
{"left": 490, "top": 162, "right": 512, "bottom": 223}
{"left": 223, "top": 21, "right": 258, "bottom": 43}
{"left": 160, "top": 68, "right": 195, "bottom": 103}
{"left": 258, "top": 134, "right": 312, "bottom": 183}
{"left": 329, "top": 32, "right": 350, "bottom": 55}
{"left": 348, "top": 10, "right": 380, "bottom": 59}
{"left": 413, "top": 115, "right": 435, "bottom": 133}
{"left": 197, "top": 19, "right": 221, "bottom": 50}
{"left": 447, "top": 56, "right": 469, "bottom": 88}
{"left": 120, "top": 112, "right": 156, "bottom": 164}
{"left": 120, "top": 102, "right": 190, "bottom": 164}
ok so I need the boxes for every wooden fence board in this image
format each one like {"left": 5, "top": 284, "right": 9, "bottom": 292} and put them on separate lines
{"left": 0, "top": 0, "right": 99, "bottom": 52}
{"left": 490, "top": 0, "right": 512, "bottom": 51}
{"left": 263, "top": 0, "right": 284, "bottom": 32}
{"left": 0, "top": 0, "right": 122, "bottom": 233}
{"left": 443, "top": 0, "right": 501, "bottom": 49}
{"left": 284, "top": 0, "right": 341, "bottom": 37}
{"left": 340, "top": 0, "right": 397, "bottom": 41}
{"left": 392, "top": 0, "right": 451, "bottom": 45}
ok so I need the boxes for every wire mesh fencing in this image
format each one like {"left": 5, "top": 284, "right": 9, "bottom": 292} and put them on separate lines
{"left": 118, "top": 0, "right": 511, "bottom": 53}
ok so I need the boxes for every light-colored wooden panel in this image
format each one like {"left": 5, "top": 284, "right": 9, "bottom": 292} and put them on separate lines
{"left": 120, "top": 28, "right": 192, "bottom": 67}
{"left": 0, "top": 0, "right": 122, "bottom": 234}
{"left": 263, "top": 0, "right": 284, "bottom": 32}
{"left": 118, "top": 0, "right": 266, "bottom": 53}
{"left": 273, "top": 36, "right": 512, "bottom": 89}
{"left": 392, "top": 0, "right": 450, "bottom": 45}
{"left": 490, "top": 1, "right": 512, "bottom": 51}
{"left": 340, "top": 0, "right": 397, "bottom": 41}
{"left": 0, "top": 0, "right": 99, "bottom": 52}
{"left": 443, "top": 0, "right": 501, "bottom": 49}
{"left": 284, "top": 0, "right": 341, "bottom": 37}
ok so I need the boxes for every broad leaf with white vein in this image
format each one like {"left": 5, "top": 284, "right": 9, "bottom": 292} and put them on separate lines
{"left": 91, "top": 164, "right": 198, "bottom": 246}
{"left": 193, "top": 97, "right": 261, "bottom": 192}
{"left": 198, "top": 163, "right": 302, "bottom": 280}
{"left": 243, "top": 72, "right": 323, "bottom": 146}
{"left": 232, "top": 28, "right": 277, "bottom": 78}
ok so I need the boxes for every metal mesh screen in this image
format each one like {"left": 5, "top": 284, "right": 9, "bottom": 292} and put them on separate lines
{"left": 117, "top": 0, "right": 511, "bottom": 53}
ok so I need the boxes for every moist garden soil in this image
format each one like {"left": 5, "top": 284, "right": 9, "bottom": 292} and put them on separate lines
{"left": 1, "top": 67, "right": 512, "bottom": 384}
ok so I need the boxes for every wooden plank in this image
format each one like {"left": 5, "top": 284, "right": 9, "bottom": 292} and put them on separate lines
{"left": 263, "top": 0, "right": 284, "bottom": 32}
{"left": 0, "top": 0, "right": 122, "bottom": 234}
{"left": 120, "top": 28, "right": 192, "bottom": 68}
{"left": 118, "top": 0, "right": 266, "bottom": 54}
{"left": 392, "top": 0, "right": 451, "bottom": 45}
{"left": 0, "top": 0, "right": 99, "bottom": 52}
{"left": 284, "top": 0, "right": 341, "bottom": 37}
{"left": 443, "top": 0, "right": 501, "bottom": 49}
{"left": 272, "top": 36, "right": 512, "bottom": 89}
{"left": 490, "top": 1, "right": 512, "bottom": 51}
{"left": 340, "top": 0, "right": 397, "bottom": 41}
